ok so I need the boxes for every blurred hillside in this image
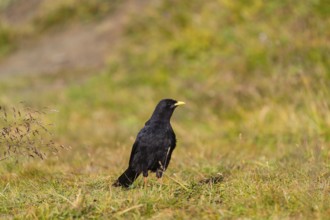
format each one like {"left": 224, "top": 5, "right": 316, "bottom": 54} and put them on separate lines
{"left": 0, "top": 0, "right": 329, "bottom": 218}
{"left": 0, "top": 0, "right": 329, "bottom": 166}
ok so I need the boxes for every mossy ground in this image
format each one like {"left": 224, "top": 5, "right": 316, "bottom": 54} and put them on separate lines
{"left": 0, "top": 0, "right": 329, "bottom": 219}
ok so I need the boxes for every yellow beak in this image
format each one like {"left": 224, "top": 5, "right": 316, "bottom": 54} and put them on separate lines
{"left": 174, "top": 101, "right": 185, "bottom": 106}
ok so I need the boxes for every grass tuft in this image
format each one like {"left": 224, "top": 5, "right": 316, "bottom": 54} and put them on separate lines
{"left": 0, "top": 104, "right": 65, "bottom": 161}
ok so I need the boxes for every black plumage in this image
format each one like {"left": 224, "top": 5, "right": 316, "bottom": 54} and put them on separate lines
{"left": 113, "top": 99, "right": 185, "bottom": 188}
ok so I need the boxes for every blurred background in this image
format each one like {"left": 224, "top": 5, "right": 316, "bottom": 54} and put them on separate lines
{"left": 0, "top": 0, "right": 329, "bottom": 169}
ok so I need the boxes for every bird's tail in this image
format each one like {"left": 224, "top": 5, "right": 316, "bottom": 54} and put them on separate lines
{"left": 113, "top": 167, "right": 140, "bottom": 188}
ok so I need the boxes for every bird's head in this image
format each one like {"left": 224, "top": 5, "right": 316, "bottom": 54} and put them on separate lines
{"left": 150, "top": 99, "right": 185, "bottom": 122}
{"left": 159, "top": 99, "right": 185, "bottom": 109}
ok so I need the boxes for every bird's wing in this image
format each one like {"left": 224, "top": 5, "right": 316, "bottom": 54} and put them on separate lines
{"left": 128, "top": 126, "right": 148, "bottom": 166}
{"left": 128, "top": 140, "right": 139, "bottom": 166}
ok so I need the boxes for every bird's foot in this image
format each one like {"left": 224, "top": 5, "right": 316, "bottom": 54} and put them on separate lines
{"left": 144, "top": 177, "right": 148, "bottom": 188}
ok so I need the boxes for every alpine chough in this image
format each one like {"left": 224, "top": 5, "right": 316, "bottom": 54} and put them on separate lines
{"left": 113, "top": 99, "right": 185, "bottom": 187}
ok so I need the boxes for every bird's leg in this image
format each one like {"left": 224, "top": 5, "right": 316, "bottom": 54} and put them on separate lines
{"left": 157, "top": 177, "right": 163, "bottom": 185}
{"left": 143, "top": 171, "right": 148, "bottom": 188}
{"left": 156, "top": 168, "right": 163, "bottom": 185}
{"left": 144, "top": 177, "right": 148, "bottom": 187}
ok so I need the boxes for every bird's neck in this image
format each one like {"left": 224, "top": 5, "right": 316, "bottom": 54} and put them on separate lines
{"left": 149, "top": 111, "right": 173, "bottom": 124}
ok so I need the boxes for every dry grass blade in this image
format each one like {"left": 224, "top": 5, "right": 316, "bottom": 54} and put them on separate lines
{"left": 115, "top": 204, "right": 144, "bottom": 216}
{"left": 164, "top": 173, "right": 189, "bottom": 191}
{"left": 50, "top": 189, "right": 83, "bottom": 209}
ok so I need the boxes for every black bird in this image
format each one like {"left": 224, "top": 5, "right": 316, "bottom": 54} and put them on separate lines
{"left": 113, "top": 99, "right": 185, "bottom": 188}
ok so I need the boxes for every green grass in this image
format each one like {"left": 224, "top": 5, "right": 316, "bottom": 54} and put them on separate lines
{"left": 0, "top": 0, "right": 330, "bottom": 219}
{"left": 0, "top": 23, "right": 17, "bottom": 58}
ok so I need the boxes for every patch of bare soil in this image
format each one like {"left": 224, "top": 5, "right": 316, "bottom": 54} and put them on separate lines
{"left": 0, "top": 0, "right": 144, "bottom": 78}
